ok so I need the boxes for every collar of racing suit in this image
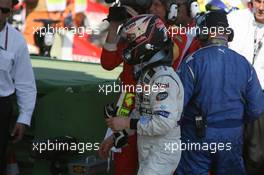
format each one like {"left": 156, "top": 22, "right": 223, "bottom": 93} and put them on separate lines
{"left": 133, "top": 50, "right": 172, "bottom": 80}
{"left": 203, "top": 37, "right": 228, "bottom": 47}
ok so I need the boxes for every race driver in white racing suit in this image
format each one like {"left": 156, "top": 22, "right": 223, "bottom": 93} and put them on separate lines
{"left": 106, "top": 14, "right": 184, "bottom": 175}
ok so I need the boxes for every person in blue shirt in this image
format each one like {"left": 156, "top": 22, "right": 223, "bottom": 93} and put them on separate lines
{"left": 176, "top": 11, "right": 264, "bottom": 175}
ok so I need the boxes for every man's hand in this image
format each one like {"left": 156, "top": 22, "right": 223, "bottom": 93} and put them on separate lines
{"left": 11, "top": 123, "right": 26, "bottom": 143}
{"left": 106, "top": 117, "right": 130, "bottom": 132}
{"left": 98, "top": 135, "right": 114, "bottom": 159}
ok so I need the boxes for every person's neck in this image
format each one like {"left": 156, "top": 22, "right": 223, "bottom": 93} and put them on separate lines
{"left": 255, "top": 20, "right": 264, "bottom": 28}
{"left": 203, "top": 36, "right": 228, "bottom": 47}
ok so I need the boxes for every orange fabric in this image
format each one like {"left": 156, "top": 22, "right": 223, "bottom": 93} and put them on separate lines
{"left": 23, "top": 0, "right": 87, "bottom": 47}
{"left": 23, "top": 11, "right": 48, "bottom": 46}
{"left": 34, "top": 0, "right": 47, "bottom": 11}
{"left": 23, "top": 11, "right": 63, "bottom": 46}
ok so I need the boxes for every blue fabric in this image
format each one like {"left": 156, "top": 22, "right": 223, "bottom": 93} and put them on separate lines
{"left": 154, "top": 110, "right": 170, "bottom": 118}
{"left": 139, "top": 116, "right": 151, "bottom": 125}
{"left": 177, "top": 45, "right": 264, "bottom": 124}
{"left": 176, "top": 125, "right": 246, "bottom": 175}
{"left": 176, "top": 45, "right": 264, "bottom": 174}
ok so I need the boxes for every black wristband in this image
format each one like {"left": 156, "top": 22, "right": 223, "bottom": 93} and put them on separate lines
{"left": 130, "top": 119, "right": 139, "bottom": 130}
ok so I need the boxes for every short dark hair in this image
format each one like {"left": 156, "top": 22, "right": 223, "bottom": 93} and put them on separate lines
{"left": 204, "top": 11, "right": 229, "bottom": 28}
{"left": 12, "top": 0, "right": 19, "bottom": 6}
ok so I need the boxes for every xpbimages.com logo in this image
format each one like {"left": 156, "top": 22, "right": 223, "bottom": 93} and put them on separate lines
{"left": 166, "top": 25, "right": 232, "bottom": 38}
{"left": 98, "top": 82, "right": 168, "bottom": 95}
{"left": 164, "top": 141, "right": 232, "bottom": 154}
{"left": 32, "top": 25, "right": 100, "bottom": 38}
{"left": 32, "top": 140, "right": 99, "bottom": 154}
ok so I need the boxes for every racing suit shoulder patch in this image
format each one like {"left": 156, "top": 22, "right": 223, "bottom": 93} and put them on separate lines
{"left": 156, "top": 92, "right": 169, "bottom": 101}
{"left": 154, "top": 110, "right": 170, "bottom": 118}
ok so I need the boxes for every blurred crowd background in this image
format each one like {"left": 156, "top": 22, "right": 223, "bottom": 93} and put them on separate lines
{"left": 9, "top": 0, "right": 248, "bottom": 62}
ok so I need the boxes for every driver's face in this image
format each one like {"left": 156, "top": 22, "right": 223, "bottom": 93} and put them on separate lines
{"left": 253, "top": 0, "right": 264, "bottom": 23}
{"left": 149, "top": 0, "right": 166, "bottom": 21}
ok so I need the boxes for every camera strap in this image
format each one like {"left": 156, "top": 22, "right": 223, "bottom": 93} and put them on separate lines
{"left": 253, "top": 25, "right": 264, "bottom": 65}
